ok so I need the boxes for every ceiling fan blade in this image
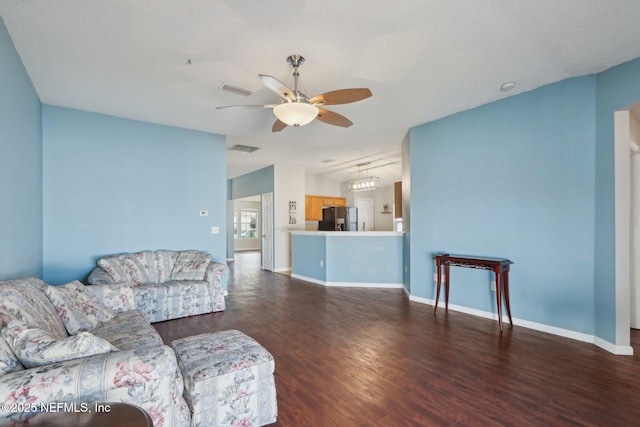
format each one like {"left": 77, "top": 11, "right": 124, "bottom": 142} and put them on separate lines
{"left": 310, "top": 88, "right": 372, "bottom": 106}
{"left": 316, "top": 109, "right": 353, "bottom": 128}
{"left": 216, "top": 104, "right": 276, "bottom": 110}
{"left": 259, "top": 74, "right": 295, "bottom": 101}
{"left": 272, "top": 119, "right": 287, "bottom": 132}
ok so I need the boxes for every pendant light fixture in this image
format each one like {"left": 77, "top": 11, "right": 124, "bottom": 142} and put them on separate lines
{"left": 348, "top": 162, "right": 379, "bottom": 192}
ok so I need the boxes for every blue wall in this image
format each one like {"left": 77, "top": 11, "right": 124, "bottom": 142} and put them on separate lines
{"left": 230, "top": 166, "right": 274, "bottom": 199}
{"left": 42, "top": 106, "right": 227, "bottom": 284}
{"left": 326, "top": 235, "right": 403, "bottom": 284}
{"left": 291, "top": 233, "right": 403, "bottom": 284}
{"left": 0, "top": 18, "right": 43, "bottom": 279}
{"left": 409, "top": 76, "right": 597, "bottom": 334}
{"left": 291, "top": 234, "right": 327, "bottom": 281}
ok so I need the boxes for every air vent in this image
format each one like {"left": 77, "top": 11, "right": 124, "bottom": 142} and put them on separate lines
{"left": 229, "top": 144, "right": 260, "bottom": 153}
{"left": 220, "top": 83, "right": 253, "bottom": 97}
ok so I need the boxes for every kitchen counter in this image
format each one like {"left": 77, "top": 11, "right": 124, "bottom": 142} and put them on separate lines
{"left": 290, "top": 231, "right": 404, "bottom": 287}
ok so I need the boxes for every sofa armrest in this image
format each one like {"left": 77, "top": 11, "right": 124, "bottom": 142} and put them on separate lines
{"left": 0, "top": 346, "right": 181, "bottom": 421}
{"left": 204, "top": 261, "right": 226, "bottom": 310}
{"left": 88, "top": 283, "right": 136, "bottom": 313}
{"left": 87, "top": 267, "right": 116, "bottom": 285}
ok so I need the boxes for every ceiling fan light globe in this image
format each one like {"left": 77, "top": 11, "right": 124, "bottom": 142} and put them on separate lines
{"left": 274, "top": 102, "right": 318, "bottom": 127}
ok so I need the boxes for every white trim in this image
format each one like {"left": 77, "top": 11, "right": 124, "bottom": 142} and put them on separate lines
{"left": 226, "top": 258, "right": 235, "bottom": 262}
{"left": 402, "top": 286, "right": 410, "bottom": 298}
{"left": 291, "top": 273, "right": 402, "bottom": 288}
{"left": 614, "top": 110, "right": 632, "bottom": 347}
{"left": 406, "top": 293, "right": 634, "bottom": 356}
{"left": 273, "top": 267, "right": 291, "bottom": 273}
{"left": 594, "top": 336, "right": 634, "bottom": 355}
{"left": 290, "top": 231, "right": 403, "bottom": 236}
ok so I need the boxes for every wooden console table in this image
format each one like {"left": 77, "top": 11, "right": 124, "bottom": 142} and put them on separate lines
{"left": 433, "top": 254, "right": 513, "bottom": 330}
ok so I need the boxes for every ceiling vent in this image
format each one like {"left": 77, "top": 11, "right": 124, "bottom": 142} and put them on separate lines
{"left": 229, "top": 144, "right": 260, "bottom": 153}
{"left": 220, "top": 83, "right": 253, "bottom": 97}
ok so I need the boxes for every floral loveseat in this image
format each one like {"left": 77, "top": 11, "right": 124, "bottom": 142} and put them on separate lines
{"left": 87, "top": 250, "right": 226, "bottom": 323}
{"left": 0, "top": 277, "right": 191, "bottom": 427}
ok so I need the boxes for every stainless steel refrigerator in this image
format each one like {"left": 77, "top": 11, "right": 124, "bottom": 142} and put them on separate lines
{"left": 318, "top": 207, "right": 358, "bottom": 231}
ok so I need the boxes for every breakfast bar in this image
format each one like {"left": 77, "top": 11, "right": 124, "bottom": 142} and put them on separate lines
{"left": 290, "top": 231, "right": 404, "bottom": 288}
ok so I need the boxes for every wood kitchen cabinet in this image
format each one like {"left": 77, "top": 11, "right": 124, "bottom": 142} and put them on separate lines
{"left": 305, "top": 195, "right": 347, "bottom": 220}
{"left": 322, "top": 197, "right": 335, "bottom": 206}
{"left": 305, "top": 196, "right": 323, "bottom": 221}
{"left": 394, "top": 182, "right": 402, "bottom": 218}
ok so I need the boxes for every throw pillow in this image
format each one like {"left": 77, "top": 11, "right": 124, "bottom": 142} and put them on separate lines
{"left": 44, "top": 280, "right": 115, "bottom": 335}
{"left": 1, "top": 320, "right": 118, "bottom": 368}
{"left": 170, "top": 251, "right": 211, "bottom": 281}
{"left": 98, "top": 254, "right": 148, "bottom": 285}
{"left": 0, "top": 334, "right": 23, "bottom": 376}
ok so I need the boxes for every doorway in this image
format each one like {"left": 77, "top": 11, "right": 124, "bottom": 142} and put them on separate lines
{"left": 355, "top": 197, "right": 373, "bottom": 231}
{"left": 231, "top": 193, "right": 274, "bottom": 271}
{"left": 614, "top": 105, "right": 640, "bottom": 351}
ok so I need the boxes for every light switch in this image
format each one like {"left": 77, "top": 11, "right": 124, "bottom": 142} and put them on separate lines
{"left": 211, "top": 226, "right": 219, "bottom": 234}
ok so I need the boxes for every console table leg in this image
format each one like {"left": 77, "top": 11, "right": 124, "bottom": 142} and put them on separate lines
{"left": 445, "top": 263, "right": 450, "bottom": 310}
{"left": 434, "top": 261, "right": 441, "bottom": 313}
{"left": 494, "top": 267, "right": 503, "bottom": 331}
{"left": 503, "top": 271, "right": 513, "bottom": 325}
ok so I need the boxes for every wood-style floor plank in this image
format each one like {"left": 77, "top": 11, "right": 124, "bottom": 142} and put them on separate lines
{"left": 154, "top": 251, "right": 640, "bottom": 426}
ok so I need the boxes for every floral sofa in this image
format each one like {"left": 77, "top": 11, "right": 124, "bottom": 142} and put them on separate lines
{"left": 87, "top": 250, "right": 226, "bottom": 323}
{"left": 0, "top": 277, "right": 191, "bottom": 427}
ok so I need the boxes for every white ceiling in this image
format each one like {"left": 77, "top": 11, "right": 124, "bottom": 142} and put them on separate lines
{"left": 2, "top": 1, "right": 640, "bottom": 187}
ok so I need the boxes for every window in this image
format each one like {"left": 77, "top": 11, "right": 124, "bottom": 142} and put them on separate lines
{"left": 233, "top": 208, "right": 259, "bottom": 239}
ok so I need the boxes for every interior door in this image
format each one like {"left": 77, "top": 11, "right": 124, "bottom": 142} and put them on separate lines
{"left": 261, "top": 192, "right": 274, "bottom": 271}
{"left": 355, "top": 197, "right": 374, "bottom": 231}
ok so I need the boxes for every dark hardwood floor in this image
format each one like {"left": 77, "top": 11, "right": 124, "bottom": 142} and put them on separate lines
{"left": 154, "top": 251, "right": 640, "bottom": 426}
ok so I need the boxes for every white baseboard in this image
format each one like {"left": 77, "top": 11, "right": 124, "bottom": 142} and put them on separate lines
{"left": 406, "top": 293, "right": 634, "bottom": 356}
{"left": 226, "top": 258, "right": 234, "bottom": 262}
{"left": 594, "top": 336, "right": 634, "bottom": 355}
{"left": 273, "top": 267, "right": 292, "bottom": 273}
{"left": 291, "top": 273, "right": 403, "bottom": 289}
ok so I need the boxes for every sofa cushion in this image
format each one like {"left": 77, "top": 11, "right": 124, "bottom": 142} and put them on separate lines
{"left": 0, "top": 335, "right": 23, "bottom": 376}
{"left": 134, "top": 281, "right": 212, "bottom": 323}
{"left": 130, "top": 250, "right": 159, "bottom": 284}
{"left": 98, "top": 253, "right": 158, "bottom": 286}
{"left": 1, "top": 320, "right": 118, "bottom": 368}
{"left": 88, "top": 283, "right": 136, "bottom": 313}
{"left": 0, "top": 278, "right": 68, "bottom": 340}
{"left": 170, "top": 252, "right": 211, "bottom": 281}
{"left": 154, "top": 250, "right": 180, "bottom": 283}
{"left": 90, "top": 309, "right": 164, "bottom": 351}
{"left": 44, "top": 281, "right": 115, "bottom": 335}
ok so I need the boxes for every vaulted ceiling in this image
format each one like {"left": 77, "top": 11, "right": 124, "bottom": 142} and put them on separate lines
{"left": 2, "top": 1, "right": 640, "bottom": 187}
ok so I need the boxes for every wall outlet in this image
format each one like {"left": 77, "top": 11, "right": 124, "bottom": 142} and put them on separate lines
{"left": 199, "top": 210, "right": 208, "bottom": 216}
{"left": 211, "top": 226, "right": 219, "bottom": 234}
{"left": 320, "top": 260, "right": 324, "bottom": 267}
{"left": 490, "top": 281, "right": 496, "bottom": 292}
{"left": 432, "top": 273, "right": 437, "bottom": 282}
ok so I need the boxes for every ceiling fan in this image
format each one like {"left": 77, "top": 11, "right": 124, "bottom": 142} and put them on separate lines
{"left": 217, "top": 54, "right": 372, "bottom": 132}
